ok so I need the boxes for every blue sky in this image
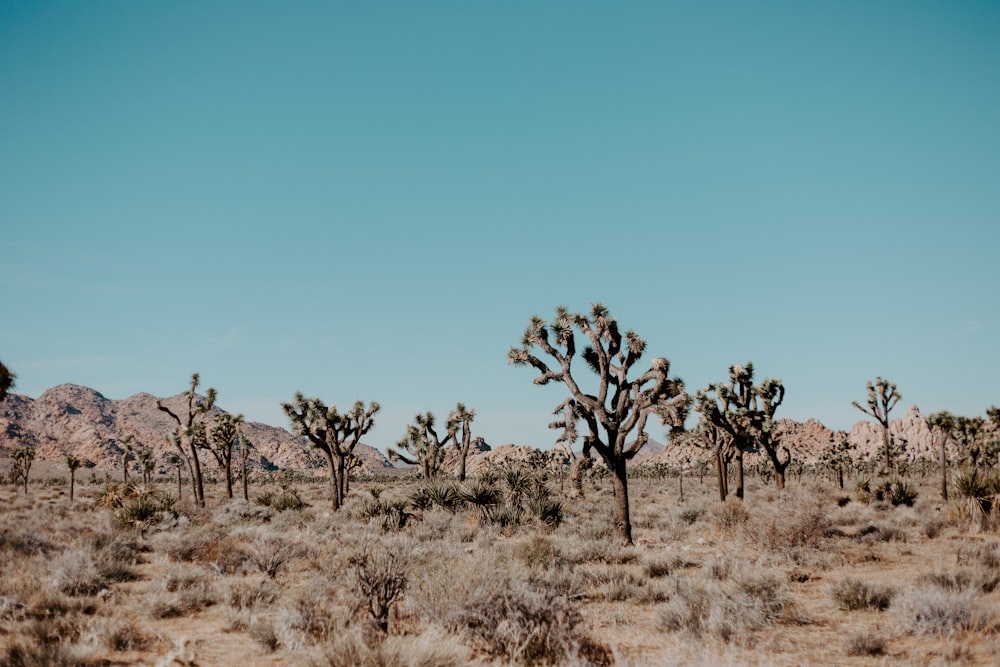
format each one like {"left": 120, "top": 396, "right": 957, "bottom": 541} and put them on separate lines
{"left": 2, "top": 1, "right": 998, "bottom": 452}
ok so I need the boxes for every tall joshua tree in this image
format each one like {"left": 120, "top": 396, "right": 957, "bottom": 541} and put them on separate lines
{"left": 696, "top": 363, "right": 787, "bottom": 496}
{"left": 282, "top": 395, "right": 380, "bottom": 510}
{"left": 66, "top": 453, "right": 82, "bottom": 502}
{"left": 208, "top": 412, "right": 244, "bottom": 499}
{"left": 0, "top": 360, "right": 15, "bottom": 403}
{"left": 119, "top": 435, "right": 134, "bottom": 484}
{"left": 928, "top": 411, "right": 955, "bottom": 501}
{"left": 852, "top": 377, "right": 901, "bottom": 474}
{"left": 683, "top": 416, "right": 734, "bottom": 501}
{"left": 157, "top": 373, "right": 217, "bottom": 507}
{"left": 239, "top": 434, "right": 253, "bottom": 502}
{"left": 11, "top": 446, "right": 35, "bottom": 495}
{"left": 448, "top": 403, "right": 477, "bottom": 481}
{"left": 509, "top": 304, "right": 689, "bottom": 546}
{"left": 388, "top": 411, "right": 452, "bottom": 480}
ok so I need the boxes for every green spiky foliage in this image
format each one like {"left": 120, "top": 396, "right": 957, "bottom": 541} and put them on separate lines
{"left": 282, "top": 394, "right": 380, "bottom": 510}
{"left": 696, "top": 362, "right": 787, "bottom": 498}
{"left": 852, "top": 377, "right": 902, "bottom": 474}
{"left": 11, "top": 446, "right": 35, "bottom": 495}
{"left": 0, "top": 360, "right": 15, "bottom": 403}
{"left": 157, "top": 373, "right": 217, "bottom": 507}
{"left": 208, "top": 412, "right": 244, "bottom": 499}
{"left": 447, "top": 403, "right": 477, "bottom": 481}
{"left": 508, "top": 303, "right": 689, "bottom": 545}
{"left": 388, "top": 411, "right": 452, "bottom": 480}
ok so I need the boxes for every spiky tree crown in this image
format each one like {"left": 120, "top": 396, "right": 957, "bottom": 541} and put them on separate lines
{"left": 851, "top": 376, "right": 901, "bottom": 424}
{"left": 695, "top": 362, "right": 784, "bottom": 445}
{"left": 509, "top": 303, "right": 688, "bottom": 460}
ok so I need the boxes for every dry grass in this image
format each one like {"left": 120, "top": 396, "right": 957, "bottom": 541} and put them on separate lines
{"left": 1, "top": 469, "right": 999, "bottom": 665}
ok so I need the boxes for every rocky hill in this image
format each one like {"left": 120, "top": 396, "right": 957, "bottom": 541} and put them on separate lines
{"left": 0, "top": 383, "right": 950, "bottom": 476}
{"left": 0, "top": 384, "right": 390, "bottom": 473}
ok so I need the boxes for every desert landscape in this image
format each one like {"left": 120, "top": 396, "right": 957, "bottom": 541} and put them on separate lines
{"left": 3, "top": 3, "right": 998, "bottom": 665}
{"left": 2, "top": 349, "right": 999, "bottom": 666}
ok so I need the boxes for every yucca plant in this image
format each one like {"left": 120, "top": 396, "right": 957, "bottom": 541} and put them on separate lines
{"left": 458, "top": 478, "right": 500, "bottom": 521}
{"left": 527, "top": 495, "right": 564, "bottom": 526}
{"left": 423, "top": 480, "right": 460, "bottom": 512}
{"left": 953, "top": 471, "right": 1000, "bottom": 531}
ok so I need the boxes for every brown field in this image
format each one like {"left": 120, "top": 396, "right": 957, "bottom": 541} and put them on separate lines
{"left": 1, "top": 465, "right": 998, "bottom": 666}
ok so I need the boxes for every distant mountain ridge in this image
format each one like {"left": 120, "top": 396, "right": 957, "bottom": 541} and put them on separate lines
{"left": 0, "top": 384, "right": 391, "bottom": 473}
{"left": 1, "top": 383, "right": 944, "bottom": 473}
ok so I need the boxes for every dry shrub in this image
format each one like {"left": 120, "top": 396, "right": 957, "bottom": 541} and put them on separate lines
{"left": 49, "top": 548, "right": 106, "bottom": 597}
{"left": 313, "top": 626, "right": 470, "bottom": 667}
{"left": 454, "top": 580, "right": 611, "bottom": 665}
{"left": 957, "top": 540, "right": 1000, "bottom": 570}
{"left": 514, "top": 534, "right": 559, "bottom": 570}
{"left": 742, "top": 492, "right": 832, "bottom": 556}
{"left": 897, "top": 582, "right": 996, "bottom": 636}
{"left": 277, "top": 578, "right": 350, "bottom": 647}
{"left": 1, "top": 617, "right": 86, "bottom": 667}
{"left": 244, "top": 531, "right": 302, "bottom": 578}
{"left": 584, "top": 565, "right": 665, "bottom": 603}
{"left": 147, "top": 564, "right": 217, "bottom": 619}
{"left": 918, "top": 567, "right": 999, "bottom": 594}
{"left": 844, "top": 630, "right": 887, "bottom": 656}
{"left": 831, "top": 577, "right": 895, "bottom": 611}
{"left": 712, "top": 498, "right": 749, "bottom": 532}
{"left": 658, "top": 568, "right": 790, "bottom": 644}
{"left": 856, "top": 523, "right": 908, "bottom": 544}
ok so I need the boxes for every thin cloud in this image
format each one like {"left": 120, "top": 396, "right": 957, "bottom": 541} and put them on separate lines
{"left": 955, "top": 321, "right": 985, "bottom": 338}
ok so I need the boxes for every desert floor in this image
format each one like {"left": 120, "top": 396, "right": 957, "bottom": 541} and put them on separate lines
{"left": 1, "top": 464, "right": 998, "bottom": 666}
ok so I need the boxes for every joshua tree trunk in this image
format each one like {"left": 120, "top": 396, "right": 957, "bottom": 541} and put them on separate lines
{"left": 734, "top": 449, "right": 745, "bottom": 499}
{"left": 69, "top": 470, "right": 75, "bottom": 501}
{"left": 939, "top": 436, "right": 949, "bottom": 501}
{"left": 767, "top": 447, "right": 790, "bottom": 491}
{"left": 715, "top": 451, "right": 728, "bottom": 501}
{"left": 610, "top": 459, "right": 633, "bottom": 545}
{"left": 323, "top": 450, "right": 340, "bottom": 511}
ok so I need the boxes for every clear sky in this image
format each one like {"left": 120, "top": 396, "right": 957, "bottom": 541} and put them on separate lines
{"left": 2, "top": 1, "right": 998, "bottom": 453}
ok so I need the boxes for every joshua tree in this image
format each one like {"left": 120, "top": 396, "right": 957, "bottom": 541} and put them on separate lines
{"left": 682, "top": 416, "right": 734, "bottom": 501}
{"left": 927, "top": 411, "right": 955, "bottom": 501}
{"left": 0, "top": 360, "right": 15, "bottom": 403}
{"left": 852, "top": 377, "right": 902, "bottom": 474}
{"left": 947, "top": 415, "right": 988, "bottom": 470}
{"left": 119, "top": 436, "right": 134, "bottom": 484}
{"left": 136, "top": 446, "right": 156, "bottom": 484}
{"left": 282, "top": 394, "right": 380, "bottom": 510}
{"left": 66, "top": 453, "right": 81, "bottom": 501}
{"left": 388, "top": 411, "right": 452, "bottom": 480}
{"left": 157, "top": 373, "right": 217, "bottom": 507}
{"left": 509, "top": 304, "right": 689, "bottom": 545}
{"left": 11, "top": 446, "right": 35, "bottom": 495}
{"left": 696, "top": 363, "right": 786, "bottom": 496}
{"left": 169, "top": 454, "right": 184, "bottom": 499}
{"left": 208, "top": 412, "right": 244, "bottom": 499}
{"left": 818, "top": 436, "right": 853, "bottom": 489}
{"left": 239, "top": 434, "right": 253, "bottom": 501}
{"left": 448, "top": 403, "right": 477, "bottom": 481}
